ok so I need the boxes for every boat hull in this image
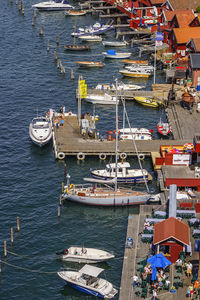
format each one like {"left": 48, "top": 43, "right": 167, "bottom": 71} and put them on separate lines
{"left": 67, "top": 282, "right": 105, "bottom": 298}
{"left": 63, "top": 193, "right": 150, "bottom": 206}
{"left": 119, "top": 70, "right": 150, "bottom": 78}
{"left": 62, "top": 256, "right": 112, "bottom": 263}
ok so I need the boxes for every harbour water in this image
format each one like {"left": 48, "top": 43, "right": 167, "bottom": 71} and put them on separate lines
{"left": 1, "top": 1, "right": 166, "bottom": 299}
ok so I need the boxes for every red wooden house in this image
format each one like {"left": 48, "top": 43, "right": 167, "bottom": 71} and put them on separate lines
{"left": 187, "top": 38, "right": 200, "bottom": 53}
{"left": 153, "top": 217, "right": 190, "bottom": 263}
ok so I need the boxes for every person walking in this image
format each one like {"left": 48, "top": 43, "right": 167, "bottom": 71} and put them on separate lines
{"left": 186, "top": 261, "right": 193, "bottom": 277}
{"left": 133, "top": 274, "right": 138, "bottom": 288}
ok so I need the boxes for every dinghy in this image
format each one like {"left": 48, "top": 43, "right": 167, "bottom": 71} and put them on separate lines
{"left": 56, "top": 246, "right": 115, "bottom": 263}
{"left": 102, "top": 40, "right": 127, "bottom": 47}
{"left": 76, "top": 61, "right": 103, "bottom": 68}
{"left": 65, "top": 9, "right": 86, "bottom": 16}
{"left": 58, "top": 264, "right": 118, "bottom": 298}
{"left": 78, "top": 35, "right": 102, "bottom": 42}
{"left": 102, "top": 50, "right": 131, "bottom": 59}
{"left": 134, "top": 96, "right": 162, "bottom": 108}
{"left": 157, "top": 118, "right": 171, "bottom": 136}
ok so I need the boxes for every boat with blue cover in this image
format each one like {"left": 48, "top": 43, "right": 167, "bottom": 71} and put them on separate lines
{"left": 102, "top": 50, "right": 131, "bottom": 59}
{"left": 58, "top": 264, "right": 118, "bottom": 298}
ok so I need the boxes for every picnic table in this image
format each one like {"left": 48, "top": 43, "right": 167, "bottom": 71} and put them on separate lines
{"left": 145, "top": 218, "right": 165, "bottom": 224}
{"left": 176, "top": 209, "right": 196, "bottom": 218}
{"left": 142, "top": 234, "right": 153, "bottom": 243}
{"left": 153, "top": 211, "right": 167, "bottom": 218}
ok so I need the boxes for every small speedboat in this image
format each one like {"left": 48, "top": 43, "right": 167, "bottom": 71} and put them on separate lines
{"left": 102, "top": 50, "right": 131, "bottom": 59}
{"left": 85, "top": 93, "right": 119, "bottom": 105}
{"left": 78, "top": 35, "right": 102, "bottom": 42}
{"left": 157, "top": 118, "right": 171, "bottom": 136}
{"left": 56, "top": 246, "right": 115, "bottom": 263}
{"left": 65, "top": 9, "right": 86, "bottom": 16}
{"left": 134, "top": 97, "right": 162, "bottom": 108}
{"left": 102, "top": 40, "right": 127, "bottom": 47}
{"left": 32, "top": 0, "right": 74, "bottom": 11}
{"left": 118, "top": 127, "right": 153, "bottom": 140}
{"left": 90, "top": 162, "right": 152, "bottom": 183}
{"left": 29, "top": 116, "right": 52, "bottom": 147}
{"left": 119, "top": 68, "right": 152, "bottom": 78}
{"left": 71, "top": 22, "right": 114, "bottom": 37}
{"left": 58, "top": 264, "right": 118, "bottom": 298}
{"left": 76, "top": 61, "right": 103, "bottom": 68}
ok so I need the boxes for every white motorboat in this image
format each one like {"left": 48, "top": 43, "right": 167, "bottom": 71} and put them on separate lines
{"left": 118, "top": 128, "right": 153, "bottom": 140}
{"left": 78, "top": 35, "right": 102, "bottom": 42}
{"left": 29, "top": 115, "right": 53, "bottom": 147}
{"left": 56, "top": 246, "right": 115, "bottom": 263}
{"left": 85, "top": 93, "right": 119, "bottom": 105}
{"left": 90, "top": 162, "right": 152, "bottom": 183}
{"left": 125, "top": 64, "right": 154, "bottom": 72}
{"left": 102, "top": 50, "right": 131, "bottom": 59}
{"left": 32, "top": 0, "right": 74, "bottom": 11}
{"left": 102, "top": 40, "right": 127, "bottom": 47}
{"left": 61, "top": 80, "right": 152, "bottom": 206}
{"left": 58, "top": 264, "right": 118, "bottom": 298}
{"left": 71, "top": 22, "right": 114, "bottom": 37}
{"left": 95, "top": 82, "right": 144, "bottom": 91}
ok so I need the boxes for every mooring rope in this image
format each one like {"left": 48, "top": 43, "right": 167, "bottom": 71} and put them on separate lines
{"left": 0, "top": 260, "right": 57, "bottom": 274}
{"left": 6, "top": 250, "right": 56, "bottom": 261}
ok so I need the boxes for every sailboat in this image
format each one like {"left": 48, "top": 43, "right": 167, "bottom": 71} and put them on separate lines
{"left": 61, "top": 80, "right": 153, "bottom": 206}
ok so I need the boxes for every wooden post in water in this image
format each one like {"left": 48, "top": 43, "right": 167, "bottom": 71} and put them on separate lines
{"left": 47, "top": 40, "right": 50, "bottom": 52}
{"left": 71, "top": 68, "right": 75, "bottom": 80}
{"left": 61, "top": 65, "right": 65, "bottom": 75}
{"left": 57, "top": 59, "right": 61, "bottom": 69}
{"left": 59, "top": 195, "right": 62, "bottom": 206}
{"left": 0, "top": 259, "right": 1, "bottom": 273}
{"left": 18, "top": 0, "right": 21, "bottom": 10}
{"left": 11, "top": 228, "right": 13, "bottom": 244}
{"left": 39, "top": 26, "right": 44, "bottom": 36}
{"left": 32, "top": 16, "right": 35, "bottom": 26}
{"left": 64, "top": 163, "right": 67, "bottom": 176}
{"left": 17, "top": 216, "right": 20, "bottom": 232}
{"left": 54, "top": 50, "right": 57, "bottom": 62}
{"left": 56, "top": 34, "right": 59, "bottom": 46}
{"left": 22, "top": 4, "right": 24, "bottom": 15}
{"left": 62, "top": 182, "right": 64, "bottom": 193}
{"left": 16, "top": 0, "right": 18, "bottom": 5}
{"left": 58, "top": 206, "right": 61, "bottom": 218}
{"left": 34, "top": 10, "right": 37, "bottom": 18}
{"left": 4, "top": 241, "right": 7, "bottom": 257}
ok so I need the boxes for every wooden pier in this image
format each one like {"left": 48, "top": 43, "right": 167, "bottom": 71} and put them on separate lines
{"left": 52, "top": 114, "right": 191, "bottom": 159}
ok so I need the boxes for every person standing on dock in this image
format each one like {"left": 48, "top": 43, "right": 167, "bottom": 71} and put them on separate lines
{"left": 132, "top": 274, "right": 138, "bottom": 288}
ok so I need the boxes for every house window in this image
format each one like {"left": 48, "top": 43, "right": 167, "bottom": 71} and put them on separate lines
{"left": 160, "top": 245, "right": 170, "bottom": 254}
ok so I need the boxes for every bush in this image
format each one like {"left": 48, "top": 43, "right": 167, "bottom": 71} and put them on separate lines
{"left": 196, "top": 6, "right": 200, "bottom": 12}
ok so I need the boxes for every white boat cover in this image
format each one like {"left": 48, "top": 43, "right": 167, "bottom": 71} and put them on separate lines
{"left": 79, "top": 264, "right": 104, "bottom": 277}
{"left": 83, "top": 177, "right": 116, "bottom": 184}
{"left": 106, "top": 162, "right": 130, "bottom": 168}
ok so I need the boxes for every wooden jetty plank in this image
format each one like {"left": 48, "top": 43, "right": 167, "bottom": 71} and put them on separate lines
{"left": 113, "top": 23, "right": 130, "bottom": 27}
{"left": 119, "top": 214, "right": 140, "bottom": 300}
{"left": 92, "top": 5, "right": 117, "bottom": 9}
{"left": 99, "top": 13, "right": 127, "bottom": 18}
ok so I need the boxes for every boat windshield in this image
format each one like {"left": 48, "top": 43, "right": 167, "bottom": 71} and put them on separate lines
{"left": 33, "top": 121, "right": 49, "bottom": 129}
{"left": 55, "top": 0, "right": 62, "bottom": 3}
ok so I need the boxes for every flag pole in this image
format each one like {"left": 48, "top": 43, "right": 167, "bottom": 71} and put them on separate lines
{"left": 154, "top": 33, "right": 156, "bottom": 84}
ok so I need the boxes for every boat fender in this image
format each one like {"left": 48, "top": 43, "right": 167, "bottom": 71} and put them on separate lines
{"left": 77, "top": 152, "right": 85, "bottom": 160}
{"left": 57, "top": 152, "right": 65, "bottom": 160}
{"left": 138, "top": 153, "right": 145, "bottom": 160}
{"left": 99, "top": 153, "right": 106, "bottom": 160}
{"left": 120, "top": 152, "right": 127, "bottom": 160}
{"left": 65, "top": 188, "right": 69, "bottom": 195}
{"left": 70, "top": 184, "right": 75, "bottom": 190}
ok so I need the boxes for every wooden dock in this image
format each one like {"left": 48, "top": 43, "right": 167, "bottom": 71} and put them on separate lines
{"left": 52, "top": 114, "right": 191, "bottom": 159}
{"left": 119, "top": 214, "right": 140, "bottom": 300}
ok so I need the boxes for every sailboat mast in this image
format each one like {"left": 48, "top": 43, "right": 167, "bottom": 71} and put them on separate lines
{"left": 115, "top": 79, "right": 118, "bottom": 192}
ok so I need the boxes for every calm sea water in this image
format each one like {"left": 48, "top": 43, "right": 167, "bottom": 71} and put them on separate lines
{"left": 0, "top": 1, "right": 166, "bottom": 299}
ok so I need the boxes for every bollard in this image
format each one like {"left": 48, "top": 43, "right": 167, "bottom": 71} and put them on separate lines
{"left": 54, "top": 50, "right": 57, "bottom": 62}
{"left": 56, "top": 34, "right": 59, "bottom": 46}
{"left": 47, "top": 40, "right": 50, "bottom": 52}
{"left": 39, "top": 26, "right": 44, "bottom": 36}
{"left": 71, "top": 68, "right": 75, "bottom": 80}
{"left": 4, "top": 241, "right": 7, "bottom": 257}
{"left": 17, "top": 216, "right": 20, "bottom": 232}
{"left": 22, "top": 5, "right": 24, "bottom": 15}
{"left": 62, "top": 182, "right": 64, "bottom": 193}
{"left": 58, "top": 206, "right": 60, "bottom": 218}
{"left": 32, "top": 17, "right": 35, "bottom": 26}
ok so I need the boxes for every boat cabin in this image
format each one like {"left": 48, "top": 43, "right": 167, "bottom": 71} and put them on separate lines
{"left": 106, "top": 162, "right": 130, "bottom": 176}
{"left": 78, "top": 265, "right": 103, "bottom": 286}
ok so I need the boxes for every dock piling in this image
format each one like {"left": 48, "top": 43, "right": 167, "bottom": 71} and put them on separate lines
{"left": 54, "top": 50, "right": 57, "bottom": 62}
{"left": 62, "top": 182, "right": 64, "bottom": 193}
{"left": 39, "top": 26, "right": 44, "bottom": 36}
{"left": 71, "top": 68, "right": 75, "bottom": 80}
{"left": 11, "top": 228, "right": 13, "bottom": 244}
{"left": 18, "top": 0, "right": 21, "bottom": 10}
{"left": 4, "top": 241, "right": 7, "bottom": 258}
{"left": 58, "top": 206, "right": 61, "bottom": 218}
{"left": 64, "top": 163, "right": 67, "bottom": 176}
{"left": 47, "top": 40, "right": 50, "bottom": 52}
{"left": 17, "top": 216, "right": 20, "bottom": 232}
{"left": 59, "top": 195, "right": 62, "bottom": 206}
{"left": 32, "top": 17, "right": 35, "bottom": 26}
{"left": 56, "top": 34, "right": 59, "bottom": 46}
{"left": 22, "top": 4, "right": 24, "bottom": 15}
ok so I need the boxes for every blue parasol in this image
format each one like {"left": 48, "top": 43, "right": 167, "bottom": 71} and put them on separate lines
{"left": 147, "top": 253, "right": 172, "bottom": 281}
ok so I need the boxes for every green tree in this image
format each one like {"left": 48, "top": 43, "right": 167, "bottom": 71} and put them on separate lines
{"left": 196, "top": 6, "right": 200, "bottom": 13}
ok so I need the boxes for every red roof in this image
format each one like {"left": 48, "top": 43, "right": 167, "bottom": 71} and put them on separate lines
{"left": 168, "top": 0, "right": 199, "bottom": 10}
{"left": 175, "top": 12, "right": 195, "bottom": 27}
{"left": 150, "top": 0, "right": 165, "bottom": 4}
{"left": 173, "top": 27, "right": 200, "bottom": 44}
{"left": 153, "top": 217, "right": 190, "bottom": 246}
